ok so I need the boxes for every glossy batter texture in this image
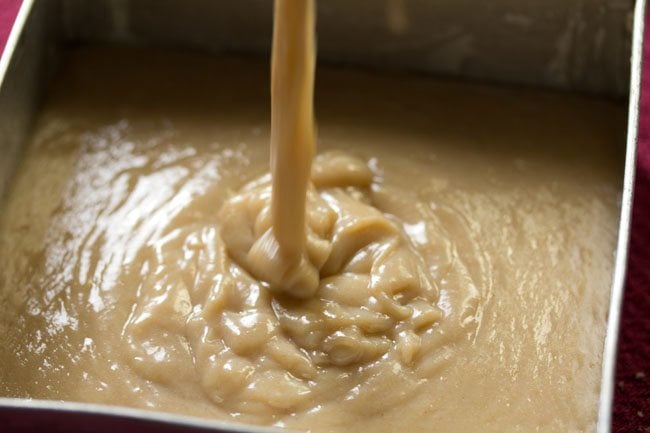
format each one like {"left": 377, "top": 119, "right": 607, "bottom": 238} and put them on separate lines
{"left": 0, "top": 47, "right": 624, "bottom": 433}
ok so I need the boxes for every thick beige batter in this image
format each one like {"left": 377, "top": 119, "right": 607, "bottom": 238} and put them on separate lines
{"left": 216, "top": 0, "right": 445, "bottom": 413}
{"left": 0, "top": 46, "right": 624, "bottom": 433}
{"left": 238, "top": 0, "right": 320, "bottom": 299}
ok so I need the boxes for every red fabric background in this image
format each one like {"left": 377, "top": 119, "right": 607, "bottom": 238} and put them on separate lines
{"left": 0, "top": 0, "right": 648, "bottom": 431}
{"left": 0, "top": 0, "right": 20, "bottom": 54}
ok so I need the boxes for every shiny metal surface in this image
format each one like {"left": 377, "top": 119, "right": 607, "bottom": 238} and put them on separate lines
{"left": 0, "top": 1, "right": 645, "bottom": 432}
{"left": 0, "top": 398, "right": 283, "bottom": 433}
{"left": 0, "top": 0, "right": 41, "bottom": 200}
{"left": 60, "top": 0, "right": 635, "bottom": 96}
{"left": 597, "top": 0, "right": 646, "bottom": 432}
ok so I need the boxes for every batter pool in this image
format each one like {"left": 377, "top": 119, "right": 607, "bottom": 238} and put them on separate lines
{"left": 0, "top": 46, "right": 624, "bottom": 433}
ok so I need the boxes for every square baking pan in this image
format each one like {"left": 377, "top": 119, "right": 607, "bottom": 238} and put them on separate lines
{"left": 0, "top": 1, "right": 646, "bottom": 432}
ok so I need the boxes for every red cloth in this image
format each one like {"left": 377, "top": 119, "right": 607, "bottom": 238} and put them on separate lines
{"left": 0, "top": 0, "right": 20, "bottom": 54}
{"left": 0, "top": 0, "right": 648, "bottom": 431}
